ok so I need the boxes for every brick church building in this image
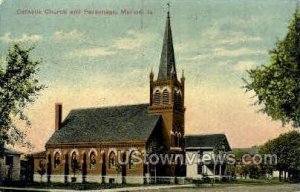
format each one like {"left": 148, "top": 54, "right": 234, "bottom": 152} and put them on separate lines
{"left": 33, "top": 9, "right": 186, "bottom": 184}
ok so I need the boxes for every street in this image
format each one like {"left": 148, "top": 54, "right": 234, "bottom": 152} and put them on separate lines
{"left": 144, "top": 184, "right": 300, "bottom": 192}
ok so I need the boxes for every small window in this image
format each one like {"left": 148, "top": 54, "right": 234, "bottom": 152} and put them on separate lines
{"left": 5, "top": 156, "right": 13, "bottom": 166}
{"left": 90, "top": 151, "right": 97, "bottom": 169}
{"left": 154, "top": 90, "right": 161, "bottom": 105}
{"left": 162, "top": 89, "right": 169, "bottom": 104}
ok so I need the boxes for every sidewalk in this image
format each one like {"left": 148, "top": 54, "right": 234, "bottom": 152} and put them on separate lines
{"left": 0, "top": 184, "right": 194, "bottom": 192}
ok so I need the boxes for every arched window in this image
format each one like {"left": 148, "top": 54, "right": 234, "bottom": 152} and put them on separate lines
{"left": 162, "top": 89, "right": 169, "bottom": 105}
{"left": 171, "top": 132, "right": 175, "bottom": 146}
{"left": 71, "top": 152, "right": 79, "bottom": 174}
{"left": 54, "top": 152, "right": 60, "bottom": 168}
{"left": 177, "top": 133, "right": 182, "bottom": 147}
{"left": 174, "top": 91, "right": 182, "bottom": 106}
{"left": 177, "top": 92, "right": 182, "bottom": 106}
{"left": 174, "top": 91, "right": 178, "bottom": 105}
{"left": 129, "top": 150, "right": 138, "bottom": 169}
{"left": 154, "top": 90, "right": 161, "bottom": 105}
{"left": 109, "top": 151, "right": 116, "bottom": 169}
{"left": 90, "top": 151, "right": 97, "bottom": 169}
{"left": 174, "top": 133, "right": 179, "bottom": 147}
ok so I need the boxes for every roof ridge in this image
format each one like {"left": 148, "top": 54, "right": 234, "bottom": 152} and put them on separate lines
{"left": 72, "top": 103, "right": 149, "bottom": 111}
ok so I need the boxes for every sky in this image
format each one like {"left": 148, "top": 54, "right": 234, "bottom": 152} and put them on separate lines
{"left": 0, "top": 0, "right": 297, "bottom": 152}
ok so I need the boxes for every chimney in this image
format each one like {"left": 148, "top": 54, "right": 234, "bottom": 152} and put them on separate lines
{"left": 55, "top": 103, "right": 63, "bottom": 131}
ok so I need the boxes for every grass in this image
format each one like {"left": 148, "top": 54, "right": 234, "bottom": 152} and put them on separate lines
{"left": 234, "top": 178, "right": 283, "bottom": 185}
{"left": 191, "top": 177, "right": 287, "bottom": 188}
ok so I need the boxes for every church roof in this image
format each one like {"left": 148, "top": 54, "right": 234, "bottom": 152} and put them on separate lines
{"left": 185, "top": 134, "right": 231, "bottom": 151}
{"left": 46, "top": 104, "right": 161, "bottom": 145}
{"left": 31, "top": 151, "right": 46, "bottom": 158}
{"left": 157, "top": 10, "right": 177, "bottom": 80}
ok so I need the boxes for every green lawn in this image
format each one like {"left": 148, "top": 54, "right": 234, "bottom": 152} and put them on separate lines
{"left": 235, "top": 178, "right": 283, "bottom": 185}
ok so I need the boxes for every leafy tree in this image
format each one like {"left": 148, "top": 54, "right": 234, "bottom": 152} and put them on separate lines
{"left": 0, "top": 43, "right": 45, "bottom": 155}
{"left": 244, "top": 8, "right": 300, "bottom": 127}
{"left": 232, "top": 147, "right": 265, "bottom": 179}
{"left": 260, "top": 131, "right": 300, "bottom": 182}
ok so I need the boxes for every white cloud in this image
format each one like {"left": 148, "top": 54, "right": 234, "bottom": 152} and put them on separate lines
{"left": 53, "top": 30, "right": 84, "bottom": 41}
{"left": 175, "top": 43, "right": 189, "bottom": 52}
{"left": 229, "top": 17, "right": 261, "bottom": 28}
{"left": 219, "top": 32, "right": 262, "bottom": 45}
{"left": 201, "top": 23, "right": 262, "bottom": 46}
{"left": 181, "top": 48, "right": 265, "bottom": 62}
{"left": 213, "top": 48, "right": 265, "bottom": 57}
{"left": 181, "top": 54, "right": 210, "bottom": 62}
{"left": 68, "top": 47, "right": 115, "bottom": 57}
{"left": 112, "top": 30, "right": 155, "bottom": 50}
{"left": 65, "top": 30, "right": 155, "bottom": 57}
{"left": 0, "top": 0, "right": 4, "bottom": 5}
{"left": 0, "top": 33, "right": 42, "bottom": 43}
{"left": 233, "top": 60, "right": 258, "bottom": 71}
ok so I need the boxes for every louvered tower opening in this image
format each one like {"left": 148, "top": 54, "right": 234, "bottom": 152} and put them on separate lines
{"left": 154, "top": 90, "right": 161, "bottom": 105}
{"left": 162, "top": 89, "right": 169, "bottom": 105}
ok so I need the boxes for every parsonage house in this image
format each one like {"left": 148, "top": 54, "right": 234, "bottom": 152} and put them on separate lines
{"left": 0, "top": 147, "right": 22, "bottom": 182}
{"left": 33, "top": 10, "right": 186, "bottom": 184}
{"left": 185, "top": 134, "right": 231, "bottom": 180}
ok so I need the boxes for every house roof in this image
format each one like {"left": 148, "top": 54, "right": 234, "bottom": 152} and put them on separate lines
{"left": 46, "top": 104, "right": 161, "bottom": 145}
{"left": 185, "top": 134, "right": 231, "bottom": 151}
{"left": 4, "top": 147, "right": 22, "bottom": 155}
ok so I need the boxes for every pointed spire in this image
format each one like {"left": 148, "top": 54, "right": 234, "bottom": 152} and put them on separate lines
{"left": 181, "top": 69, "right": 185, "bottom": 83}
{"left": 149, "top": 67, "right": 154, "bottom": 81}
{"left": 157, "top": 4, "right": 177, "bottom": 80}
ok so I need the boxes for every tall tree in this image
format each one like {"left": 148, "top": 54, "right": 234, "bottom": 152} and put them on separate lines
{"left": 244, "top": 8, "right": 300, "bottom": 127}
{"left": 260, "top": 131, "right": 300, "bottom": 182}
{"left": 0, "top": 43, "right": 45, "bottom": 156}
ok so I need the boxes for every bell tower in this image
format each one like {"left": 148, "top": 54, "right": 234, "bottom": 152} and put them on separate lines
{"left": 148, "top": 8, "right": 185, "bottom": 151}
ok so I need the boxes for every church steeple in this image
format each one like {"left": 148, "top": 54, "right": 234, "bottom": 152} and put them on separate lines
{"left": 157, "top": 6, "right": 177, "bottom": 80}
{"left": 148, "top": 5, "right": 185, "bottom": 152}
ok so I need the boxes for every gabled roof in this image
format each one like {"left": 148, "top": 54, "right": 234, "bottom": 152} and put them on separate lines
{"left": 46, "top": 104, "right": 161, "bottom": 145}
{"left": 4, "top": 147, "right": 22, "bottom": 155}
{"left": 157, "top": 10, "right": 177, "bottom": 81}
{"left": 185, "top": 134, "right": 231, "bottom": 151}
